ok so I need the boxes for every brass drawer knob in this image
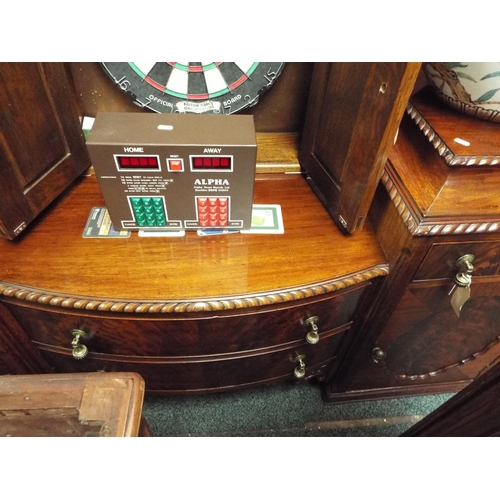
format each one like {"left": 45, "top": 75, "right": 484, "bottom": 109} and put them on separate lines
{"left": 293, "top": 354, "right": 306, "bottom": 378}
{"left": 71, "top": 329, "right": 89, "bottom": 360}
{"left": 454, "top": 254, "right": 475, "bottom": 288}
{"left": 304, "top": 316, "right": 320, "bottom": 344}
{"left": 372, "top": 347, "right": 386, "bottom": 363}
{"left": 456, "top": 254, "right": 475, "bottom": 274}
{"left": 450, "top": 254, "right": 475, "bottom": 317}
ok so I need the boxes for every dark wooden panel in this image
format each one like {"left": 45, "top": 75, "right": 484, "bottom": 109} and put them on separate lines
{"left": 314, "top": 64, "right": 374, "bottom": 183}
{"left": 0, "top": 302, "right": 52, "bottom": 374}
{"left": 383, "top": 289, "right": 500, "bottom": 379}
{"left": 300, "top": 62, "right": 420, "bottom": 234}
{"left": 0, "top": 63, "right": 66, "bottom": 185}
{"left": 331, "top": 281, "right": 500, "bottom": 402}
{"left": 0, "top": 63, "right": 91, "bottom": 239}
{"left": 403, "top": 358, "right": 500, "bottom": 436}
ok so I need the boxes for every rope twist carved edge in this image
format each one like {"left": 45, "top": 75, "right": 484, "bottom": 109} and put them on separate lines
{"left": 381, "top": 171, "right": 500, "bottom": 236}
{"left": 406, "top": 102, "right": 500, "bottom": 167}
{"left": 0, "top": 267, "right": 389, "bottom": 314}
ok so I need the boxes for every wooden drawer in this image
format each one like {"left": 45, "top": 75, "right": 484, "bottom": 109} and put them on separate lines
{"left": 5, "top": 287, "right": 365, "bottom": 357}
{"left": 414, "top": 241, "right": 500, "bottom": 282}
{"left": 34, "top": 326, "right": 348, "bottom": 393}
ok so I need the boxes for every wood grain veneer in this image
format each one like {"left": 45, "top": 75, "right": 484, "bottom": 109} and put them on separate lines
{"left": 324, "top": 91, "right": 500, "bottom": 403}
{"left": 0, "top": 173, "right": 388, "bottom": 313}
{"left": 383, "top": 112, "right": 500, "bottom": 236}
{"left": 0, "top": 63, "right": 91, "bottom": 239}
{"left": 407, "top": 87, "right": 500, "bottom": 167}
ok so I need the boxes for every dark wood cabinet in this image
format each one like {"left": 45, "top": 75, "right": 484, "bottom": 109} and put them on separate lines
{"left": 324, "top": 89, "right": 500, "bottom": 403}
{"left": 0, "top": 61, "right": 388, "bottom": 392}
{"left": 3, "top": 279, "right": 368, "bottom": 393}
{"left": 0, "top": 63, "right": 91, "bottom": 239}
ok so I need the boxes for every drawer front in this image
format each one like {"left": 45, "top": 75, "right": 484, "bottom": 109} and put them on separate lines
{"left": 35, "top": 328, "right": 347, "bottom": 393}
{"left": 6, "top": 286, "right": 366, "bottom": 357}
{"left": 414, "top": 241, "right": 500, "bottom": 281}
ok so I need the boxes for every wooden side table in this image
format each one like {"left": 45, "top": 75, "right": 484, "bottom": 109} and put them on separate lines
{"left": 0, "top": 372, "right": 151, "bottom": 437}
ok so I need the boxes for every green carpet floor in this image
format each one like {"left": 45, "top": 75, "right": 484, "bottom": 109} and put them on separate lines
{"left": 142, "top": 381, "right": 453, "bottom": 437}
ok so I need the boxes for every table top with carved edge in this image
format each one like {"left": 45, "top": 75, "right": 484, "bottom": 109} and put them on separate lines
{"left": 0, "top": 173, "right": 389, "bottom": 314}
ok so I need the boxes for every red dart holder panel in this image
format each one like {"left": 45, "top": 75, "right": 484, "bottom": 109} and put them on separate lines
{"left": 86, "top": 112, "right": 257, "bottom": 231}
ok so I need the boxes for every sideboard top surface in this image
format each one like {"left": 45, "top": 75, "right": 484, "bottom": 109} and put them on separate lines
{"left": 0, "top": 174, "right": 388, "bottom": 311}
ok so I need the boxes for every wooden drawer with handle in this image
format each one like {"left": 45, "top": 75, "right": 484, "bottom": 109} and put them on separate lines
{"left": 5, "top": 287, "right": 365, "bottom": 358}
{"left": 414, "top": 241, "right": 500, "bottom": 282}
{"left": 34, "top": 325, "right": 350, "bottom": 393}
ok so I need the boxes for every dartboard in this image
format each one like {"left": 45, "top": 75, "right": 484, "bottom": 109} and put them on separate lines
{"left": 101, "top": 62, "right": 285, "bottom": 114}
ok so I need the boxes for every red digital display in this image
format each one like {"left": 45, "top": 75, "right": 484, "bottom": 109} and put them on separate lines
{"left": 115, "top": 155, "right": 160, "bottom": 170}
{"left": 191, "top": 156, "right": 232, "bottom": 170}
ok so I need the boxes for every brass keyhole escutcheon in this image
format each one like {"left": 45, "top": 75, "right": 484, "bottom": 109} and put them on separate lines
{"left": 293, "top": 354, "right": 306, "bottom": 379}
{"left": 71, "top": 329, "right": 89, "bottom": 360}
{"left": 305, "top": 316, "right": 320, "bottom": 345}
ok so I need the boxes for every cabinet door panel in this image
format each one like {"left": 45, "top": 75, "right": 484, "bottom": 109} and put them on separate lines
{"left": 378, "top": 282, "right": 500, "bottom": 381}
{"left": 334, "top": 282, "right": 500, "bottom": 401}
{"left": 0, "top": 63, "right": 90, "bottom": 239}
{"left": 0, "top": 63, "right": 67, "bottom": 184}
{"left": 299, "top": 62, "right": 420, "bottom": 233}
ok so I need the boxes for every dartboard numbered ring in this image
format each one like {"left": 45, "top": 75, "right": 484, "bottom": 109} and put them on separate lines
{"left": 101, "top": 62, "right": 285, "bottom": 114}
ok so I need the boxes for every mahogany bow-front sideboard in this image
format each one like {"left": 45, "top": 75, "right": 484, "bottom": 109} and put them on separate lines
{"left": 0, "top": 171, "right": 389, "bottom": 392}
{"left": 0, "top": 62, "right": 398, "bottom": 395}
{"left": 2, "top": 62, "right": 500, "bottom": 403}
